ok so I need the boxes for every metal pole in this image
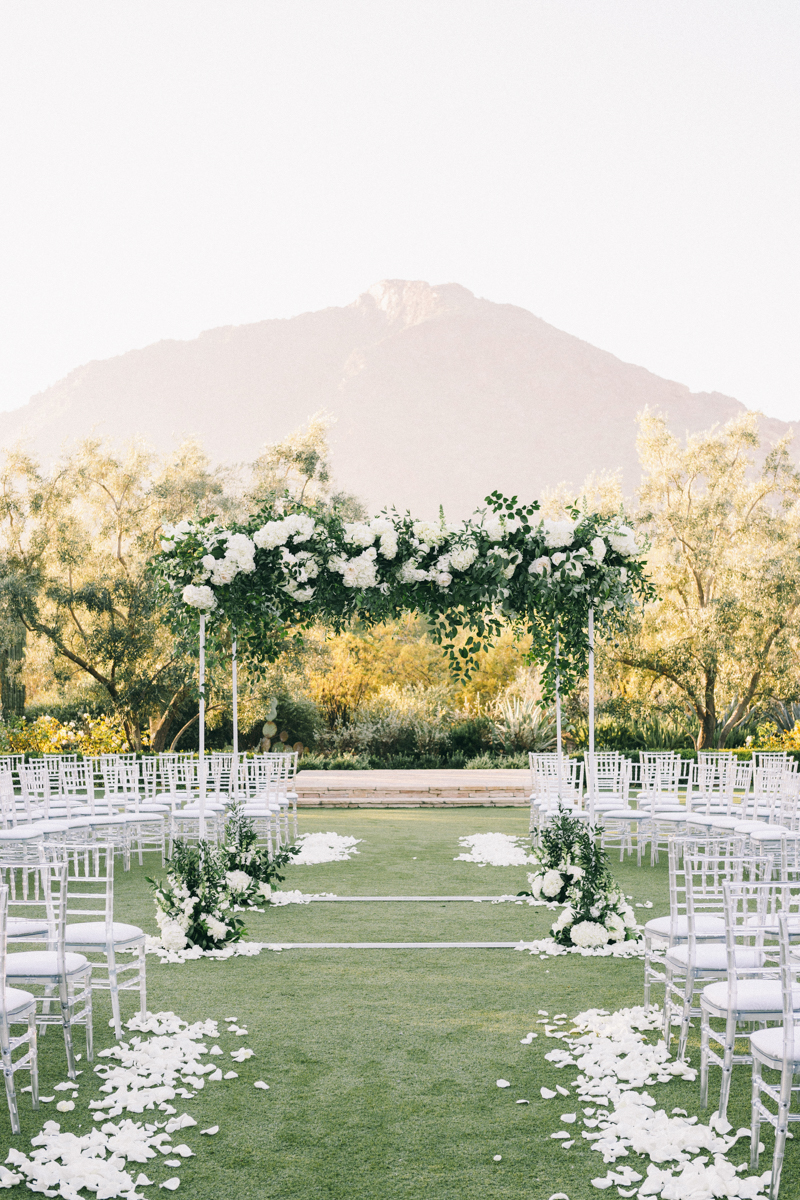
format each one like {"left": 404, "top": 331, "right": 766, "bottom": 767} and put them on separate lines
{"left": 588, "top": 606, "right": 595, "bottom": 757}
{"left": 199, "top": 614, "right": 206, "bottom": 839}
{"left": 231, "top": 636, "right": 238, "bottom": 796}
{"left": 588, "top": 605, "right": 595, "bottom": 823}
{"left": 555, "top": 626, "right": 563, "bottom": 800}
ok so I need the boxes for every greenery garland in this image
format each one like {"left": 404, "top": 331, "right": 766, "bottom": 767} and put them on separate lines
{"left": 150, "top": 492, "right": 651, "bottom": 696}
{"left": 525, "top": 811, "right": 639, "bottom": 948}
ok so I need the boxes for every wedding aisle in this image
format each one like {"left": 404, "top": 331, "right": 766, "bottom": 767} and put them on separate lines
{"left": 0, "top": 810, "right": 790, "bottom": 1200}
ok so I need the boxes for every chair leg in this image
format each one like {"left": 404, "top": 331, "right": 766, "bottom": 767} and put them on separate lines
{"left": 108, "top": 951, "right": 122, "bottom": 1041}
{"left": 644, "top": 939, "right": 652, "bottom": 1010}
{"left": 769, "top": 1063, "right": 794, "bottom": 1200}
{"left": 717, "top": 1014, "right": 737, "bottom": 1120}
{"left": 137, "top": 944, "right": 147, "bottom": 1019}
{"left": 59, "top": 983, "right": 77, "bottom": 1080}
{"left": 700, "top": 1009, "right": 709, "bottom": 1107}
{"left": 0, "top": 1019, "right": 20, "bottom": 1135}
{"left": 750, "top": 1059, "right": 763, "bottom": 1170}
{"left": 28, "top": 1011, "right": 38, "bottom": 1109}
{"left": 678, "top": 970, "right": 695, "bottom": 1059}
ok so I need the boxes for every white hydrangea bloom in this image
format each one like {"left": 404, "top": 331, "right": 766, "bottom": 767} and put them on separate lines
{"left": 435, "top": 571, "right": 453, "bottom": 588}
{"left": 203, "top": 914, "right": 229, "bottom": 942}
{"left": 590, "top": 535, "right": 607, "bottom": 562}
{"left": 541, "top": 869, "right": 565, "bottom": 898}
{"left": 225, "top": 870, "right": 253, "bottom": 894}
{"left": 481, "top": 512, "right": 506, "bottom": 542}
{"left": 570, "top": 920, "right": 610, "bottom": 948}
{"left": 159, "top": 921, "right": 188, "bottom": 952}
{"left": 339, "top": 549, "right": 379, "bottom": 588}
{"left": 283, "top": 513, "right": 316, "bottom": 541}
{"left": 449, "top": 545, "right": 478, "bottom": 571}
{"left": 253, "top": 520, "right": 289, "bottom": 550}
{"left": 343, "top": 522, "right": 376, "bottom": 547}
{"left": 412, "top": 520, "right": 448, "bottom": 547}
{"left": 541, "top": 518, "right": 576, "bottom": 548}
{"left": 224, "top": 532, "right": 256, "bottom": 572}
{"left": 563, "top": 559, "right": 584, "bottom": 578}
{"left": 397, "top": 560, "right": 430, "bottom": 584}
{"left": 182, "top": 584, "right": 217, "bottom": 611}
{"left": 607, "top": 525, "right": 638, "bottom": 556}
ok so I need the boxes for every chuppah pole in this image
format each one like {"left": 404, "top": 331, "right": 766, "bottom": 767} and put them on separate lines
{"left": 199, "top": 614, "right": 206, "bottom": 839}
{"left": 588, "top": 605, "right": 595, "bottom": 823}
{"left": 555, "top": 626, "right": 563, "bottom": 800}
{"left": 231, "top": 636, "right": 238, "bottom": 795}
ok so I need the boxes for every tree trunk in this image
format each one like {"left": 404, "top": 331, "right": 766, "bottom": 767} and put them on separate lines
{"left": 0, "top": 624, "right": 25, "bottom": 717}
{"left": 697, "top": 670, "right": 717, "bottom": 749}
{"left": 123, "top": 716, "right": 144, "bottom": 753}
{"left": 148, "top": 686, "right": 188, "bottom": 754}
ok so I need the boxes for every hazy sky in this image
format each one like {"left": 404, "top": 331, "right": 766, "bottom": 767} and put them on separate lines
{"left": 1, "top": 1, "right": 798, "bottom": 419}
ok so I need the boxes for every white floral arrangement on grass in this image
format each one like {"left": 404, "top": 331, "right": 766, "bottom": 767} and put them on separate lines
{"left": 525, "top": 811, "right": 638, "bottom": 949}
{"left": 148, "top": 806, "right": 299, "bottom": 952}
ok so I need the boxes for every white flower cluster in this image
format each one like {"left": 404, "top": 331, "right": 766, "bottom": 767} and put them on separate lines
{"left": 201, "top": 531, "right": 256, "bottom": 586}
{"left": 280, "top": 548, "right": 320, "bottom": 601}
{"left": 181, "top": 584, "right": 217, "bottom": 611}
{"left": 160, "top": 519, "right": 194, "bottom": 552}
{"left": 329, "top": 547, "right": 379, "bottom": 589}
{"left": 253, "top": 512, "right": 316, "bottom": 550}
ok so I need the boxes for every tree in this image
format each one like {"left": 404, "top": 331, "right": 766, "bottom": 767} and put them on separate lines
{"left": 0, "top": 439, "right": 231, "bottom": 751}
{"left": 616, "top": 411, "right": 800, "bottom": 748}
{"left": 247, "top": 411, "right": 365, "bottom": 519}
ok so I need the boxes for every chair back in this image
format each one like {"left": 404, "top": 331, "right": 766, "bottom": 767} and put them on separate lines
{"left": 63, "top": 844, "right": 114, "bottom": 936}
{"left": 722, "top": 879, "right": 796, "bottom": 1012}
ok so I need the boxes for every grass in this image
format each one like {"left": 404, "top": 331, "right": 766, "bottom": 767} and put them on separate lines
{"left": 1, "top": 809, "right": 797, "bottom": 1199}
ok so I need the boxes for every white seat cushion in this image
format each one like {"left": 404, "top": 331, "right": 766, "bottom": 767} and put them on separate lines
{"left": 666, "top": 945, "right": 764, "bottom": 971}
{"left": 748, "top": 826, "right": 799, "bottom": 841}
{"left": 750, "top": 1023, "right": 800, "bottom": 1066}
{"left": 7, "top": 918, "right": 49, "bottom": 936}
{"left": 653, "top": 813, "right": 688, "bottom": 824}
{"left": 6, "top": 951, "right": 89, "bottom": 976}
{"left": 645, "top": 915, "right": 725, "bottom": 937}
{"left": 0, "top": 828, "right": 43, "bottom": 842}
{"left": 603, "top": 809, "right": 650, "bottom": 820}
{"left": 702, "top": 979, "right": 800, "bottom": 1014}
{"left": 5, "top": 986, "right": 35, "bottom": 1015}
{"left": 65, "top": 921, "right": 143, "bottom": 945}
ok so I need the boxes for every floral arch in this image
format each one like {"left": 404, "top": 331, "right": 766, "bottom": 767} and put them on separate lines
{"left": 151, "top": 493, "right": 648, "bottom": 828}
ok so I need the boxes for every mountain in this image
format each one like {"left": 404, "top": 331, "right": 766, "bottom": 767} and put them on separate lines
{"left": 1, "top": 280, "right": 795, "bottom": 517}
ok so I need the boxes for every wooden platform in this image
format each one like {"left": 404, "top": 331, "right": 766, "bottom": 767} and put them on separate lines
{"left": 294, "top": 768, "right": 530, "bottom": 807}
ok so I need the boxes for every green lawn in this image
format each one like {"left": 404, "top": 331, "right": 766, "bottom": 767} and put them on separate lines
{"left": 1, "top": 809, "right": 795, "bottom": 1199}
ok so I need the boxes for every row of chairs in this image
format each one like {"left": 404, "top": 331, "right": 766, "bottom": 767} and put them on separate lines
{"left": 530, "top": 751, "right": 800, "bottom": 867}
{"left": 644, "top": 835, "right": 799, "bottom": 1199}
{"left": 0, "top": 843, "right": 145, "bottom": 1133}
{"left": 0, "top": 752, "right": 300, "bottom": 868}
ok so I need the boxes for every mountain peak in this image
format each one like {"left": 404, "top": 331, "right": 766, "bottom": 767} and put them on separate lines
{"left": 358, "top": 279, "right": 477, "bottom": 328}
{"left": 0, "top": 281, "right": 791, "bottom": 517}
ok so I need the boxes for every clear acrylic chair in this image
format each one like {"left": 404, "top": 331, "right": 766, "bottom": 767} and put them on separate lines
{"left": 643, "top": 835, "right": 740, "bottom": 1010}
{"left": 700, "top": 878, "right": 798, "bottom": 1120}
{"left": 663, "top": 850, "right": 769, "bottom": 1058}
{"left": 62, "top": 843, "right": 146, "bottom": 1040}
{"left": 749, "top": 912, "right": 800, "bottom": 1198}
{"left": 5, "top": 856, "right": 93, "bottom": 1078}
{"left": 0, "top": 883, "right": 39, "bottom": 1134}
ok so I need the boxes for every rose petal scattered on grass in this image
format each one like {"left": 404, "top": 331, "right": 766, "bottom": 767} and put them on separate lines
{"left": 560, "top": 1113, "right": 576, "bottom": 1123}
{"left": 254, "top": 1081, "right": 270, "bottom": 1090}
{"left": 496, "top": 1079, "right": 510, "bottom": 1088}
{"left": 515, "top": 1100, "right": 530, "bottom": 1105}
{"left": 223, "top": 1071, "right": 238, "bottom": 1079}
{"left": 56, "top": 1100, "right": 75, "bottom": 1112}
{"left": 200, "top": 1126, "right": 219, "bottom": 1135}
{"left": 135, "top": 1175, "right": 154, "bottom": 1187}
{"left": 493, "top": 1154, "right": 502, "bottom": 1161}
{"left": 161, "top": 1179, "right": 180, "bottom": 1191}
{"left": 540, "top": 1087, "right": 557, "bottom": 1099}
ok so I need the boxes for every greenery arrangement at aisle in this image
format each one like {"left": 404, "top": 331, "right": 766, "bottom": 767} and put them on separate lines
{"left": 151, "top": 492, "right": 650, "bottom": 697}
{"left": 525, "top": 810, "right": 638, "bottom": 949}
{"left": 149, "top": 806, "right": 298, "bottom": 951}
